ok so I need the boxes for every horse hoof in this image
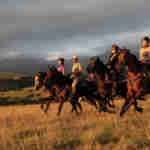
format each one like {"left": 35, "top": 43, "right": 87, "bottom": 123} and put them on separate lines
{"left": 120, "top": 111, "right": 124, "bottom": 117}
{"left": 137, "top": 108, "right": 143, "bottom": 113}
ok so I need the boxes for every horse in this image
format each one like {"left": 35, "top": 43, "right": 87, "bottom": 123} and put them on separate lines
{"left": 38, "top": 66, "right": 82, "bottom": 116}
{"left": 89, "top": 57, "right": 120, "bottom": 112}
{"left": 117, "top": 49, "right": 150, "bottom": 116}
{"left": 106, "top": 56, "right": 128, "bottom": 99}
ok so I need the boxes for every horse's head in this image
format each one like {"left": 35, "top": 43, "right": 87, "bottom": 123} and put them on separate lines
{"left": 92, "top": 57, "right": 109, "bottom": 80}
{"left": 34, "top": 72, "right": 47, "bottom": 90}
{"left": 49, "top": 66, "right": 60, "bottom": 78}
{"left": 43, "top": 65, "right": 65, "bottom": 89}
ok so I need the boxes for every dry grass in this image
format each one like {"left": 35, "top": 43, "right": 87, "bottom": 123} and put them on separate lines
{"left": 1, "top": 88, "right": 150, "bottom": 149}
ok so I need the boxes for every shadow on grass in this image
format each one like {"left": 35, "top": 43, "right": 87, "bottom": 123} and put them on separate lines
{"left": 0, "top": 97, "right": 46, "bottom": 106}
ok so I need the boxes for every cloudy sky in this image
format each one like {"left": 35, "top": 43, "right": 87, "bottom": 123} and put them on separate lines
{"left": 0, "top": 0, "right": 150, "bottom": 62}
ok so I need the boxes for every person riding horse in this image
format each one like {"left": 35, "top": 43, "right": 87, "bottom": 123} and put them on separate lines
{"left": 139, "top": 36, "right": 150, "bottom": 63}
{"left": 139, "top": 37, "right": 150, "bottom": 79}
{"left": 57, "top": 58, "right": 65, "bottom": 76}
{"left": 86, "top": 57, "right": 96, "bottom": 81}
{"left": 107, "top": 44, "right": 121, "bottom": 81}
{"left": 71, "top": 56, "right": 83, "bottom": 96}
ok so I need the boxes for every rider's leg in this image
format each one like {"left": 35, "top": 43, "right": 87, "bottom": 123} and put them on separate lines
{"left": 72, "top": 78, "right": 78, "bottom": 95}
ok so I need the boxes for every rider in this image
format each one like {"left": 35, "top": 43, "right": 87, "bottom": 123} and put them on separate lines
{"left": 86, "top": 57, "right": 96, "bottom": 81}
{"left": 139, "top": 36, "right": 150, "bottom": 79}
{"left": 57, "top": 58, "right": 65, "bottom": 75}
{"left": 71, "top": 56, "right": 83, "bottom": 95}
{"left": 139, "top": 36, "right": 150, "bottom": 63}
{"left": 107, "top": 44, "right": 121, "bottom": 81}
{"left": 107, "top": 44, "right": 120, "bottom": 69}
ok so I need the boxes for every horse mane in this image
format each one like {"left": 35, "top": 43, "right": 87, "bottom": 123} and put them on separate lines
{"left": 47, "top": 65, "right": 72, "bottom": 87}
{"left": 121, "top": 49, "right": 142, "bottom": 73}
{"left": 123, "top": 49, "right": 140, "bottom": 65}
{"left": 95, "top": 57, "right": 109, "bottom": 79}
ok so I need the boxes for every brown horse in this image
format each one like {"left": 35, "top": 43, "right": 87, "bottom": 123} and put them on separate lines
{"left": 39, "top": 66, "right": 83, "bottom": 116}
{"left": 117, "top": 49, "right": 150, "bottom": 116}
{"left": 91, "top": 57, "right": 120, "bottom": 112}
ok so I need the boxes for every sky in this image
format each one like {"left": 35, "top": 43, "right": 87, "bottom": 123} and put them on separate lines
{"left": 0, "top": 0, "right": 150, "bottom": 62}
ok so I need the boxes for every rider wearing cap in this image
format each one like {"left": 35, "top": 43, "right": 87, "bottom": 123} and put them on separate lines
{"left": 71, "top": 56, "right": 83, "bottom": 95}
{"left": 139, "top": 36, "right": 150, "bottom": 63}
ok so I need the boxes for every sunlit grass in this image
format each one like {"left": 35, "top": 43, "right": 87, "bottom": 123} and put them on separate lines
{"left": 0, "top": 84, "right": 150, "bottom": 149}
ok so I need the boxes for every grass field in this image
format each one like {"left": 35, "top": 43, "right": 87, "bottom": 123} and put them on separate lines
{"left": 0, "top": 72, "right": 150, "bottom": 150}
{"left": 0, "top": 87, "right": 150, "bottom": 150}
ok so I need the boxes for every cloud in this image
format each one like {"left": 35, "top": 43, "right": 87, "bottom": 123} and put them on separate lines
{"left": 0, "top": 0, "right": 150, "bottom": 68}
{"left": 47, "top": 48, "right": 93, "bottom": 60}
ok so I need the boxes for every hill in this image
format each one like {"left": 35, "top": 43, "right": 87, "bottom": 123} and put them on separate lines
{"left": 0, "top": 47, "right": 140, "bottom": 73}
{"left": 0, "top": 72, "right": 33, "bottom": 80}
{"left": 0, "top": 72, "right": 33, "bottom": 91}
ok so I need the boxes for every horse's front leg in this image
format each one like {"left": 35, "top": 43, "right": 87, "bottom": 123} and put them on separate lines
{"left": 133, "top": 98, "right": 143, "bottom": 113}
{"left": 70, "top": 96, "right": 80, "bottom": 115}
{"left": 120, "top": 82, "right": 134, "bottom": 116}
{"left": 107, "top": 96, "right": 115, "bottom": 108}
{"left": 57, "top": 97, "right": 65, "bottom": 116}
{"left": 85, "top": 95, "right": 98, "bottom": 110}
{"left": 44, "top": 101, "right": 51, "bottom": 114}
{"left": 133, "top": 90, "right": 143, "bottom": 113}
{"left": 40, "top": 97, "right": 50, "bottom": 111}
{"left": 40, "top": 103, "right": 44, "bottom": 110}
{"left": 133, "top": 81, "right": 143, "bottom": 113}
{"left": 120, "top": 91, "right": 134, "bottom": 117}
{"left": 98, "top": 97, "right": 108, "bottom": 113}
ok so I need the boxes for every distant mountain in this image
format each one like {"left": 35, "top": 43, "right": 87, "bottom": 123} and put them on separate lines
{"left": 0, "top": 46, "right": 139, "bottom": 73}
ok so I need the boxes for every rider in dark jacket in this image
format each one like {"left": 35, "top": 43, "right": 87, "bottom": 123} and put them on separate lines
{"left": 107, "top": 44, "right": 121, "bottom": 81}
{"left": 107, "top": 44, "right": 120, "bottom": 69}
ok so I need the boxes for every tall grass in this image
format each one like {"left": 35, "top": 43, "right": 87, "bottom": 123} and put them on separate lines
{"left": 0, "top": 87, "right": 150, "bottom": 149}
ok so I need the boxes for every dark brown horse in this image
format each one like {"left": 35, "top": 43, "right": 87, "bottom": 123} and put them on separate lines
{"left": 117, "top": 49, "right": 150, "bottom": 116}
{"left": 90, "top": 57, "right": 120, "bottom": 112}
{"left": 38, "top": 66, "right": 82, "bottom": 116}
